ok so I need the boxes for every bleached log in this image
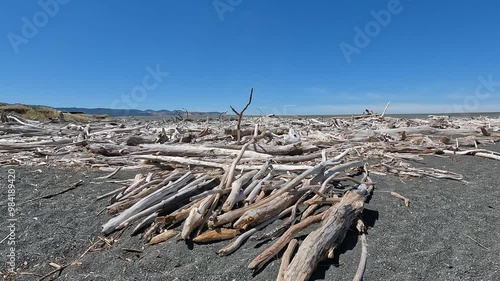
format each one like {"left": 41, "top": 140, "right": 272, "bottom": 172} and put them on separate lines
{"left": 217, "top": 210, "right": 285, "bottom": 256}
{"left": 101, "top": 172, "right": 194, "bottom": 235}
{"left": 113, "top": 177, "right": 215, "bottom": 233}
{"left": 443, "top": 149, "right": 500, "bottom": 161}
{"left": 246, "top": 172, "right": 273, "bottom": 204}
{"left": 0, "top": 138, "right": 76, "bottom": 150}
{"left": 210, "top": 142, "right": 319, "bottom": 156}
{"left": 225, "top": 142, "right": 251, "bottom": 189}
{"left": 234, "top": 191, "right": 301, "bottom": 230}
{"left": 248, "top": 212, "right": 324, "bottom": 271}
{"left": 193, "top": 228, "right": 240, "bottom": 243}
{"left": 277, "top": 239, "right": 298, "bottom": 281}
{"left": 7, "top": 115, "right": 43, "bottom": 128}
{"left": 132, "top": 143, "right": 272, "bottom": 159}
{"left": 352, "top": 220, "right": 368, "bottom": 281}
{"left": 181, "top": 194, "right": 216, "bottom": 239}
{"left": 90, "top": 125, "right": 144, "bottom": 136}
{"left": 134, "top": 155, "right": 314, "bottom": 172}
{"left": 222, "top": 170, "right": 258, "bottom": 212}
{"left": 210, "top": 151, "right": 351, "bottom": 228}
{"left": 88, "top": 144, "right": 128, "bottom": 156}
{"left": 349, "top": 125, "right": 480, "bottom": 141}
{"left": 148, "top": 230, "right": 178, "bottom": 245}
{"left": 132, "top": 212, "right": 159, "bottom": 236}
{"left": 283, "top": 191, "right": 365, "bottom": 281}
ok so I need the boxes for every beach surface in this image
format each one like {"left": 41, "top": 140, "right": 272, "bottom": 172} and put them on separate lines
{"left": 1, "top": 144, "right": 499, "bottom": 281}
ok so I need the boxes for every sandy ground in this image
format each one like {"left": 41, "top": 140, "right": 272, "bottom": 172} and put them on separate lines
{"left": 1, "top": 144, "right": 500, "bottom": 281}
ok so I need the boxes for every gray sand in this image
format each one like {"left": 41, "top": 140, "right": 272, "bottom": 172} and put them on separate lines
{"left": 1, "top": 144, "right": 499, "bottom": 281}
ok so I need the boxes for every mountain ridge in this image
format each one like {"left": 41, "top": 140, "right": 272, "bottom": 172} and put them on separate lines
{"left": 56, "top": 107, "right": 222, "bottom": 117}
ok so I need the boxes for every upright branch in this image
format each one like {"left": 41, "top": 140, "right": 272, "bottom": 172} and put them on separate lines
{"left": 181, "top": 108, "right": 189, "bottom": 119}
{"left": 218, "top": 111, "right": 227, "bottom": 121}
{"left": 230, "top": 88, "right": 253, "bottom": 143}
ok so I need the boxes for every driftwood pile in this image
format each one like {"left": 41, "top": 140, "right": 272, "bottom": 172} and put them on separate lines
{"left": 2, "top": 106, "right": 500, "bottom": 280}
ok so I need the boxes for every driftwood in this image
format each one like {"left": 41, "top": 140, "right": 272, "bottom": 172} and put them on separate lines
{"left": 284, "top": 190, "right": 366, "bottom": 281}
{"left": 148, "top": 230, "right": 178, "bottom": 245}
{"left": 193, "top": 228, "right": 240, "bottom": 243}
{"left": 248, "top": 212, "right": 324, "bottom": 271}
{"left": 131, "top": 143, "right": 273, "bottom": 158}
{"left": 101, "top": 172, "right": 194, "bottom": 235}
{"left": 230, "top": 88, "right": 253, "bottom": 143}
{"left": 2, "top": 105, "right": 500, "bottom": 280}
{"left": 277, "top": 238, "right": 298, "bottom": 281}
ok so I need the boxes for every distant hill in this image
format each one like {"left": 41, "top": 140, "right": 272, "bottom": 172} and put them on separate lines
{"left": 56, "top": 107, "right": 222, "bottom": 117}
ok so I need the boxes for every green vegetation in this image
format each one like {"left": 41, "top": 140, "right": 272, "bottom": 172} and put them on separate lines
{"left": 0, "top": 103, "right": 106, "bottom": 121}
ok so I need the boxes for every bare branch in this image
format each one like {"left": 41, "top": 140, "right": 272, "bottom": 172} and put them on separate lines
{"left": 229, "top": 88, "right": 254, "bottom": 143}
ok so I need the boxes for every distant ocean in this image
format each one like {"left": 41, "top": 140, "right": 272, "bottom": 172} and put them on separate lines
{"left": 291, "top": 112, "right": 500, "bottom": 119}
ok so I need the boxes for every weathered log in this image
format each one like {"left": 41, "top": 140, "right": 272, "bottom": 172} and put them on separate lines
{"left": 113, "top": 177, "right": 216, "bottom": 233}
{"left": 101, "top": 172, "right": 194, "bottom": 235}
{"left": 131, "top": 143, "right": 272, "bottom": 158}
{"left": 277, "top": 239, "right": 298, "bottom": 281}
{"left": 90, "top": 125, "right": 144, "bottom": 136}
{"left": 210, "top": 154, "right": 350, "bottom": 229}
{"left": 352, "top": 220, "right": 368, "bottom": 281}
{"left": 181, "top": 194, "right": 216, "bottom": 239}
{"left": 89, "top": 144, "right": 128, "bottom": 157}
{"left": 248, "top": 212, "right": 324, "bottom": 271}
{"left": 234, "top": 191, "right": 302, "bottom": 230}
{"left": 283, "top": 190, "right": 365, "bottom": 281}
{"left": 349, "top": 125, "right": 481, "bottom": 141}
{"left": 210, "top": 142, "right": 319, "bottom": 156}
{"left": 193, "top": 228, "right": 240, "bottom": 243}
{"left": 222, "top": 170, "right": 258, "bottom": 212}
{"left": 148, "top": 230, "right": 178, "bottom": 245}
{"left": 217, "top": 210, "right": 286, "bottom": 256}
{"left": 134, "top": 155, "right": 314, "bottom": 172}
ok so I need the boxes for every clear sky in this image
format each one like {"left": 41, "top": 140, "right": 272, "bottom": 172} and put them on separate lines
{"left": 1, "top": 0, "right": 499, "bottom": 115}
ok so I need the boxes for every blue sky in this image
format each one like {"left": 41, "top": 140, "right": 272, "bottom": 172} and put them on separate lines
{"left": 1, "top": 0, "right": 499, "bottom": 115}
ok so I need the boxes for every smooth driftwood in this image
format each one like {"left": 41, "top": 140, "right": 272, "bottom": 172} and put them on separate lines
{"left": 90, "top": 125, "right": 144, "bottom": 136}
{"left": 222, "top": 170, "right": 259, "bottom": 212}
{"left": 349, "top": 125, "right": 481, "bottom": 141}
{"left": 284, "top": 191, "right": 365, "bottom": 281}
{"left": 234, "top": 191, "right": 302, "bottom": 230}
{"left": 161, "top": 199, "right": 204, "bottom": 227}
{"left": 132, "top": 143, "right": 272, "bottom": 158}
{"left": 246, "top": 172, "right": 273, "bottom": 204}
{"left": 193, "top": 228, "right": 240, "bottom": 243}
{"left": 134, "top": 155, "right": 313, "bottom": 172}
{"left": 277, "top": 239, "right": 298, "bottom": 281}
{"left": 352, "top": 220, "right": 368, "bottom": 281}
{"left": 443, "top": 149, "right": 500, "bottom": 161}
{"left": 217, "top": 211, "right": 285, "bottom": 256}
{"left": 209, "top": 154, "right": 349, "bottom": 229}
{"left": 88, "top": 144, "right": 128, "bottom": 157}
{"left": 210, "top": 142, "right": 319, "bottom": 156}
{"left": 181, "top": 194, "right": 216, "bottom": 239}
{"left": 225, "top": 142, "right": 251, "bottom": 189}
{"left": 148, "top": 230, "right": 178, "bottom": 245}
{"left": 248, "top": 212, "right": 324, "bottom": 271}
{"left": 102, "top": 172, "right": 194, "bottom": 235}
{"left": 0, "top": 138, "right": 75, "bottom": 150}
{"left": 113, "top": 177, "right": 215, "bottom": 233}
